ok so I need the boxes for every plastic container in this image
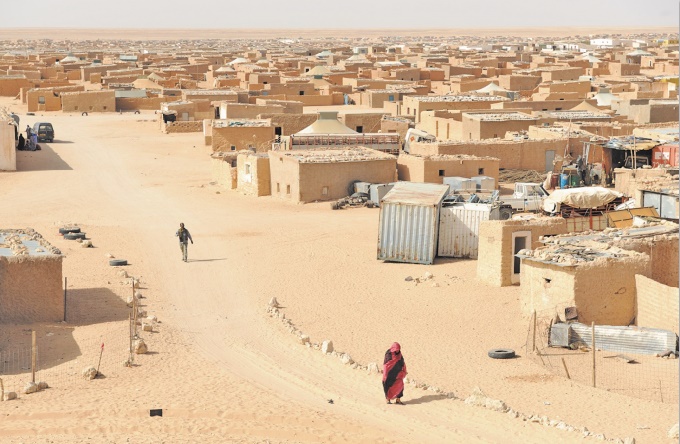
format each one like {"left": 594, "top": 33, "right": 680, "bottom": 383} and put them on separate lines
{"left": 569, "top": 174, "right": 580, "bottom": 187}
{"left": 560, "top": 173, "right": 569, "bottom": 189}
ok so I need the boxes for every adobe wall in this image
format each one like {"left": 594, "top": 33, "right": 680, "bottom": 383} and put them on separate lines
{"left": 222, "top": 103, "right": 284, "bottom": 119}
{"left": 163, "top": 121, "right": 203, "bottom": 133}
{"left": 617, "top": 236, "right": 679, "bottom": 288}
{"left": 116, "top": 96, "right": 167, "bottom": 111}
{"left": 237, "top": 154, "right": 271, "bottom": 196}
{"left": 0, "top": 77, "right": 33, "bottom": 96}
{"left": 26, "top": 89, "right": 62, "bottom": 112}
{"left": 254, "top": 99, "right": 304, "bottom": 114}
{"left": 468, "top": 117, "right": 537, "bottom": 140}
{"left": 613, "top": 168, "right": 669, "bottom": 197}
{"left": 61, "top": 91, "right": 115, "bottom": 112}
{"left": 268, "top": 152, "right": 301, "bottom": 201}
{"left": 211, "top": 156, "right": 237, "bottom": 189}
{"left": 257, "top": 113, "right": 317, "bottom": 136}
{"left": 410, "top": 138, "right": 573, "bottom": 172}
{"left": 0, "top": 119, "right": 16, "bottom": 171}
{"left": 573, "top": 255, "right": 651, "bottom": 325}
{"left": 341, "top": 113, "right": 385, "bottom": 133}
{"left": 211, "top": 125, "right": 274, "bottom": 153}
{"left": 381, "top": 118, "right": 411, "bottom": 139}
{"left": 635, "top": 274, "right": 679, "bottom": 334}
{"left": 0, "top": 256, "right": 64, "bottom": 323}
{"left": 477, "top": 219, "right": 568, "bottom": 287}
{"left": 498, "top": 75, "right": 542, "bottom": 91}
{"left": 298, "top": 158, "right": 397, "bottom": 202}
{"left": 521, "top": 254, "right": 650, "bottom": 325}
{"left": 396, "top": 154, "right": 499, "bottom": 184}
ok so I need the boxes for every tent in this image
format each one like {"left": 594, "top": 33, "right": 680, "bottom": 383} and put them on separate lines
{"left": 294, "top": 112, "right": 358, "bottom": 135}
{"left": 570, "top": 101, "right": 603, "bottom": 113}
{"left": 475, "top": 82, "right": 508, "bottom": 94}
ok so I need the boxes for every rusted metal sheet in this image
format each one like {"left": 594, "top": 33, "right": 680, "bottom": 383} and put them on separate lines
{"left": 438, "top": 203, "right": 490, "bottom": 258}
{"left": 377, "top": 182, "right": 449, "bottom": 265}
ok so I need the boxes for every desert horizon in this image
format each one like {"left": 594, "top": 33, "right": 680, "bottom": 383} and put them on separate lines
{"left": 0, "top": 26, "right": 676, "bottom": 41}
{"left": 0, "top": 16, "right": 678, "bottom": 444}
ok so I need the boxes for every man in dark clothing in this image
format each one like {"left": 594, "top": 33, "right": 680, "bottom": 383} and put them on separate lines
{"left": 175, "top": 223, "right": 193, "bottom": 262}
{"left": 17, "top": 133, "right": 25, "bottom": 150}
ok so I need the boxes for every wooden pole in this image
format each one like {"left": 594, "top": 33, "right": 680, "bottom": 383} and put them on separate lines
{"left": 133, "top": 282, "right": 138, "bottom": 338}
{"left": 31, "top": 330, "right": 36, "bottom": 383}
{"left": 591, "top": 321, "right": 596, "bottom": 388}
{"left": 532, "top": 310, "right": 537, "bottom": 352}
{"left": 129, "top": 313, "right": 133, "bottom": 360}
{"left": 63, "top": 277, "right": 67, "bottom": 322}
{"left": 0, "top": 377, "right": 4, "bottom": 402}
{"left": 561, "top": 358, "right": 571, "bottom": 380}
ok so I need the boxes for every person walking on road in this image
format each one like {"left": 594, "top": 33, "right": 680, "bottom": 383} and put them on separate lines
{"left": 383, "top": 342, "right": 407, "bottom": 405}
{"left": 175, "top": 223, "right": 193, "bottom": 262}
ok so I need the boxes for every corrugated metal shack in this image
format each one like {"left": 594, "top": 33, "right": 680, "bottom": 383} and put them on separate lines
{"left": 438, "top": 203, "right": 491, "bottom": 258}
{"left": 377, "top": 182, "right": 449, "bottom": 265}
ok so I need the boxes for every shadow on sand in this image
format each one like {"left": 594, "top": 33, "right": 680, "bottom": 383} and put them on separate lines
{"left": 405, "top": 394, "right": 449, "bottom": 405}
{"left": 16, "top": 145, "right": 72, "bottom": 171}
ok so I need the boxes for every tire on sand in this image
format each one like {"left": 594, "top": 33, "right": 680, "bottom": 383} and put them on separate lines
{"left": 109, "top": 259, "right": 128, "bottom": 266}
{"left": 59, "top": 227, "right": 81, "bottom": 235}
{"left": 64, "top": 232, "right": 86, "bottom": 240}
{"left": 488, "top": 349, "right": 515, "bottom": 359}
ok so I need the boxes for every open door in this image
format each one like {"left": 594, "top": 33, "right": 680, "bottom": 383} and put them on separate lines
{"left": 511, "top": 231, "right": 531, "bottom": 284}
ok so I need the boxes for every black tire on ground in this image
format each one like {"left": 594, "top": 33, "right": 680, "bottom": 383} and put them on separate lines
{"left": 82, "top": 112, "right": 88, "bottom": 116}
{"left": 64, "top": 232, "right": 86, "bottom": 240}
{"left": 59, "top": 227, "right": 81, "bottom": 235}
{"left": 348, "top": 180, "right": 360, "bottom": 196}
{"left": 109, "top": 259, "right": 128, "bottom": 266}
{"left": 488, "top": 349, "right": 516, "bottom": 359}
{"left": 134, "top": 110, "right": 140, "bottom": 114}
{"left": 498, "top": 208, "right": 513, "bottom": 220}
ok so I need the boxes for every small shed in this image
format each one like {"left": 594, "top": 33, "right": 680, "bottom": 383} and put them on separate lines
{"left": 377, "top": 182, "right": 449, "bottom": 265}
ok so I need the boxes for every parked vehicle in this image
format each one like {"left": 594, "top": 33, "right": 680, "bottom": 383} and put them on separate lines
{"left": 32, "top": 122, "right": 54, "bottom": 143}
{"left": 444, "top": 182, "right": 549, "bottom": 220}
{"left": 403, "top": 128, "right": 436, "bottom": 153}
{"left": 499, "top": 182, "right": 549, "bottom": 212}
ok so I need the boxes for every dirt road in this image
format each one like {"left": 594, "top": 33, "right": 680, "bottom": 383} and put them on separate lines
{"left": 0, "top": 102, "right": 674, "bottom": 443}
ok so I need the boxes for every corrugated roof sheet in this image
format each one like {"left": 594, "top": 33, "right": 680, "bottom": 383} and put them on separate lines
{"left": 382, "top": 182, "right": 450, "bottom": 206}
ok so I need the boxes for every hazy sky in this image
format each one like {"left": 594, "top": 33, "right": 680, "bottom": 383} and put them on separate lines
{"left": 1, "top": 0, "right": 677, "bottom": 29}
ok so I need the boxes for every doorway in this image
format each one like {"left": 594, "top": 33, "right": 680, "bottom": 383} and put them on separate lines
{"left": 545, "top": 150, "right": 555, "bottom": 173}
{"left": 511, "top": 231, "right": 531, "bottom": 284}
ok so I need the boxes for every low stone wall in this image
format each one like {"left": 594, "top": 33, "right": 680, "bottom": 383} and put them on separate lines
{"left": 163, "top": 121, "right": 203, "bottom": 133}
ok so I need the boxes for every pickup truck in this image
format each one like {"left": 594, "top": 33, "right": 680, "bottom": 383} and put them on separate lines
{"left": 444, "top": 182, "right": 549, "bottom": 220}
{"left": 498, "top": 182, "right": 549, "bottom": 212}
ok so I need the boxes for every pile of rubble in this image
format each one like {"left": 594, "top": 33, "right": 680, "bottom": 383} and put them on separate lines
{"left": 499, "top": 169, "right": 545, "bottom": 183}
{"left": 0, "top": 228, "right": 61, "bottom": 256}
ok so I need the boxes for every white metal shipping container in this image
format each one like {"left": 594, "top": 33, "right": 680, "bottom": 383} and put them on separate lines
{"left": 377, "top": 182, "right": 450, "bottom": 265}
{"left": 438, "top": 203, "right": 491, "bottom": 258}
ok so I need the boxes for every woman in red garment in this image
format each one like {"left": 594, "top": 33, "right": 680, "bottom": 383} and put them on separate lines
{"left": 383, "top": 342, "right": 407, "bottom": 405}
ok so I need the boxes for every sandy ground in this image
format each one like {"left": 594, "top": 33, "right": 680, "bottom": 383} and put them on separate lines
{"left": 0, "top": 97, "right": 677, "bottom": 443}
{"left": 0, "top": 27, "right": 675, "bottom": 41}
